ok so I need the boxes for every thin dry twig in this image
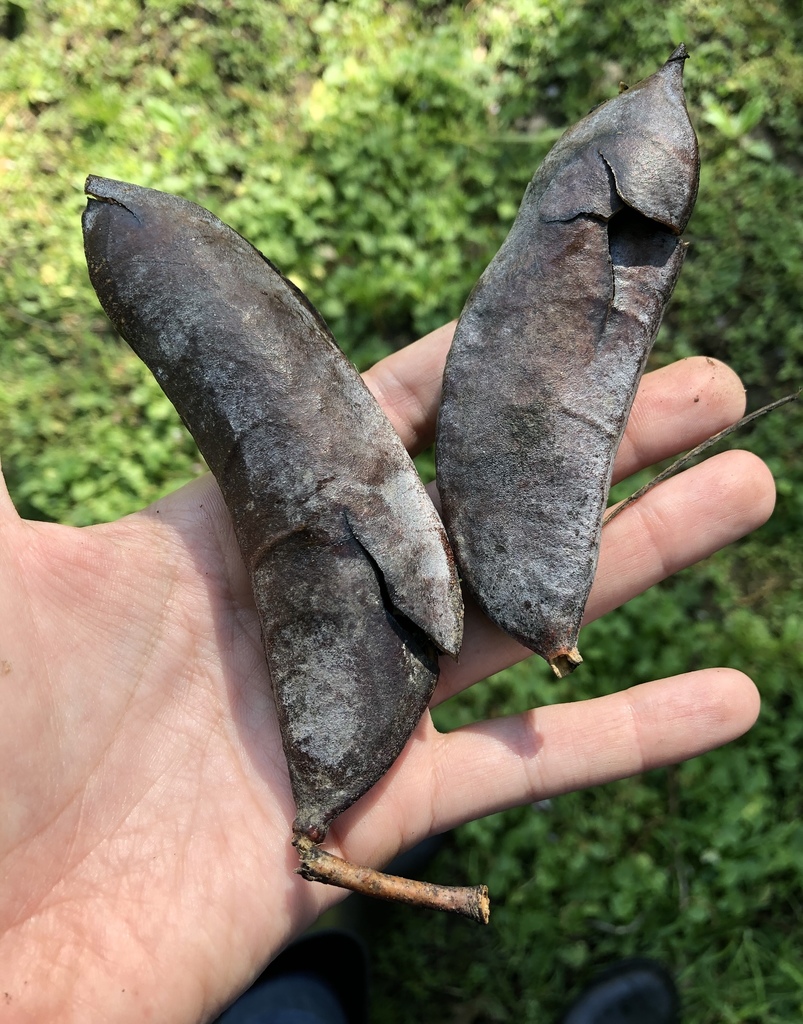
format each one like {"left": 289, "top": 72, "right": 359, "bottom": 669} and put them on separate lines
{"left": 293, "top": 833, "right": 490, "bottom": 924}
{"left": 604, "top": 390, "right": 801, "bottom": 527}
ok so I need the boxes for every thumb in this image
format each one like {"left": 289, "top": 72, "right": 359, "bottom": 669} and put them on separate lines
{"left": 0, "top": 458, "right": 20, "bottom": 522}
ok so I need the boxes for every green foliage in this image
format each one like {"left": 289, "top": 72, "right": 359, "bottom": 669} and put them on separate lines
{"left": 0, "top": 327, "right": 202, "bottom": 523}
{"left": 1, "top": 1, "right": 802, "bottom": 1020}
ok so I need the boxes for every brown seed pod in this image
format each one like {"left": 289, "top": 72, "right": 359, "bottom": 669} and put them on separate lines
{"left": 82, "top": 179, "right": 484, "bottom": 919}
{"left": 436, "top": 45, "right": 700, "bottom": 677}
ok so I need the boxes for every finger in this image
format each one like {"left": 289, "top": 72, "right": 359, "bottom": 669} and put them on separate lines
{"left": 436, "top": 449, "right": 775, "bottom": 699}
{"left": 427, "top": 667, "right": 760, "bottom": 834}
{"left": 612, "top": 356, "right": 746, "bottom": 482}
{"left": 589, "top": 449, "right": 775, "bottom": 623}
{"left": 364, "top": 318, "right": 745, "bottom": 467}
{"left": 362, "top": 322, "right": 455, "bottom": 456}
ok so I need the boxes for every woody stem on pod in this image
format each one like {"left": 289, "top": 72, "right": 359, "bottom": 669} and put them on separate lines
{"left": 293, "top": 834, "right": 491, "bottom": 924}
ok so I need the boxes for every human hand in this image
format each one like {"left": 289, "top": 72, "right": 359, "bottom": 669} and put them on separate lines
{"left": 0, "top": 323, "right": 773, "bottom": 1022}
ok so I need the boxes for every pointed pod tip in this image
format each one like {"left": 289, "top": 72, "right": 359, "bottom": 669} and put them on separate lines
{"left": 548, "top": 647, "right": 583, "bottom": 679}
{"left": 82, "top": 177, "right": 153, "bottom": 238}
{"left": 664, "top": 43, "right": 690, "bottom": 84}
{"left": 83, "top": 176, "right": 147, "bottom": 219}
{"left": 82, "top": 182, "right": 142, "bottom": 239}
{"left": 84, "top": 174, "right": 119, "bottom": 199}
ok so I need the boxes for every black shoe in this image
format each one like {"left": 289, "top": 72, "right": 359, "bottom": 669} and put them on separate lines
{"left": 559, "top": 958, "right": 680, "bottom": 1024}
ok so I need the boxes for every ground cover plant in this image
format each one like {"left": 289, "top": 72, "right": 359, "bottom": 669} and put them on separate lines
{"left": 1, "top": 1, "right": 801, "bottom": 1020}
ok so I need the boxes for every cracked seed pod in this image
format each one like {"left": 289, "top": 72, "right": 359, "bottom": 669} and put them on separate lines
{"left": 436, "top": 45, "right": 700, "bottom": 677}
{"left": 82, "top": 177, "right": 463, "bottom": 841}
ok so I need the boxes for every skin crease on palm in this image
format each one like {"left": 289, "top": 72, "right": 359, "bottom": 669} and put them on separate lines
{"left": 0, "top": 320, "right": 774, "bottom": 1023}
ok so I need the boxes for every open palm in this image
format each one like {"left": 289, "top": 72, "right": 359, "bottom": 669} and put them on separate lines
{"left": 0, "top": 322, "right": 773, "bottom": 1023}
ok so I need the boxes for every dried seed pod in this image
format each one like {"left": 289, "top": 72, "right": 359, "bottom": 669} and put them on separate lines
{"left": 82, "top": 176, "right": 464, "bottom": 846}
{"left": 436, "top": 45, "right": 700, "bottom": 677}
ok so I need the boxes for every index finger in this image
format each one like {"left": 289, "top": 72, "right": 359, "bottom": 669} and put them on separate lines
{"left": 362, "top": 322, "right": 456, "bottom": 457}
{"left": 363, "top": 324, "right": 747, "bottom": 478}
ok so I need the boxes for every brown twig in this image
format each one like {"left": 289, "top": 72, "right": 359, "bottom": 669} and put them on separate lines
{"left": 604, "top": 390, "right": 801, "bottom": 527}
{"left": 293, "top": 833, "right": 490, "bottom": 924}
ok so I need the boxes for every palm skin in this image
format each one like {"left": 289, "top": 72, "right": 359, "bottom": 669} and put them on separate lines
{"left": 0, "top": 322, "right": 773, "bottom": 1022}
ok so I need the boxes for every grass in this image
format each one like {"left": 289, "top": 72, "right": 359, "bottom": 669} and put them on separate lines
{"left": 1, "top": 2, "right": 801, "bottom": 1019}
